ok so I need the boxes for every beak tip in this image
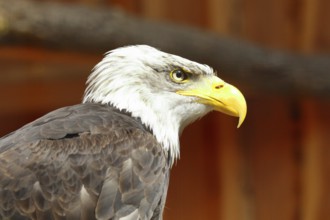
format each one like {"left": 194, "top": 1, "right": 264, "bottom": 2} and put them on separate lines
{"left": 237, "top": 120, "right": 243, "bottom": 128}
{"left": 236, "top": 106, "right": 247, "bottom": 128}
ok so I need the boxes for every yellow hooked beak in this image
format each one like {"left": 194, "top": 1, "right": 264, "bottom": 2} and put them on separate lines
{"left": 177, "top": 76, "right": 247, "bottom": 128}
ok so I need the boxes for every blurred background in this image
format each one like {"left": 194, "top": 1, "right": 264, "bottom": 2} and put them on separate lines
{"left": 0, "top": 0, "right": 329, "bottom": 219}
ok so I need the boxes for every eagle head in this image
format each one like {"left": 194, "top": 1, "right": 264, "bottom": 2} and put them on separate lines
{"left": 83, "top": 45, "right": 247, "bottom": 161}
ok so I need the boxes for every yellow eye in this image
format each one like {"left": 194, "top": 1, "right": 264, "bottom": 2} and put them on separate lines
{"left": 170, "top": 69, "right": 189, "bottom": 83}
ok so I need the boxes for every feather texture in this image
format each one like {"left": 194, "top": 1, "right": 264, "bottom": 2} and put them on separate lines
{"left": 0, "top": 103, "right": 169, "bottom": 220}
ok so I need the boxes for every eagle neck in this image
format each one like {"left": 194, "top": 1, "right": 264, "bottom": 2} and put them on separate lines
{"left": 132, "top": 108, "right": 181, "bottom": 165}
{"left": 110, "top": 104, "right": 180, "bottom": 165}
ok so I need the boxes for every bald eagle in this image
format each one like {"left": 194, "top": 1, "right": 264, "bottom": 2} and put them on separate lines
{"left": 0, "top": 45, "right": 246, "bottom": 220}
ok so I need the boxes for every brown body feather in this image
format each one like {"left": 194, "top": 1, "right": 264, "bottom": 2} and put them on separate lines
{"left": 0, "top": 103, "right": 169, "bottom": 220}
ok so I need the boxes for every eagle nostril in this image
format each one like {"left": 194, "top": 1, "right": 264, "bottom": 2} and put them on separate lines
{"left": 215, "top": 84, "right": 224, "bottom": 89}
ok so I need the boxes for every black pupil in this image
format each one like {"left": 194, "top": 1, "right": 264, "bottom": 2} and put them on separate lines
{"left": 175, "top": 70, "right": 184, "bottom": 79}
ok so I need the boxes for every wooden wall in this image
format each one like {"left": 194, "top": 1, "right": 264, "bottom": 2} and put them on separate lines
{"left": 1, "top": 0, "right": 329, "bottom": 219}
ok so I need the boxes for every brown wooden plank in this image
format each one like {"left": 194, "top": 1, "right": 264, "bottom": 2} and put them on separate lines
{"left": 208, "top": 0, "right": 243, "bottom": 36}
{"left": 0, "top": 46, "right": 100, "bottom": 65}
{"left": 150, "top": 0, "right": 208, "bottom": 27}
{"left": 0, "top": 78, "right": 85, "bottom": 113}
{"left": 300, "top": 0, "right": 319, "bottom": 52}
{"left": 107, "top": 0, "right": 143, "bottom": 15}
{"left": 214, "top": 112, "right": 249, "bottom": 220}
{"left": 241, "top": 97, "right": 299, "bottom": 220}
{"left": 140, "top": 0, "right": 167, "bottom": 20}
{"left": 165, "top": 117, "right": 220, "bottom": 220}
{"left": 301, "top": 99, "right": 330, "bottom": 220}
{"left": 241, "top": 0, "right": 303, "bottom": 50}
{"left": 314, "top": 0, "right": 330, "bottom": 51}
{"left": 0, "top": 47, "right": 100, "bottom": 114}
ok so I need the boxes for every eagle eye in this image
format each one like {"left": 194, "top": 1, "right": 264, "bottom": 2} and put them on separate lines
{"left": 170, "top": 69, "right": 189, "bottom": 83}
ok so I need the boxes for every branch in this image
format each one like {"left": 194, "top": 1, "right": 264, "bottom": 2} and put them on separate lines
{"left": 0, "top": 0, "right": 329, "bottom": 97}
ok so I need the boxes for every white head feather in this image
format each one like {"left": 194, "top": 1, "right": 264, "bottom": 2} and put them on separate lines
{"left": 83, "top": 45, "right": 215, "bottom": 162}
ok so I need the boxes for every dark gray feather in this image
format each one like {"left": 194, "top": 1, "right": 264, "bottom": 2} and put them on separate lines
{"left": 0, "top": 103, "right": 170, "bottom": 220}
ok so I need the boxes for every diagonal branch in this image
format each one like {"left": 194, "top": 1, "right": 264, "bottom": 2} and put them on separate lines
{"left": 0, "top": 0, "right": 329, "bottom": 97}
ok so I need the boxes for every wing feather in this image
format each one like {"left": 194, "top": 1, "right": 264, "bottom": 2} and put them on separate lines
{"left": 0, "top": 103, "right": 170, "bottom": 220}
